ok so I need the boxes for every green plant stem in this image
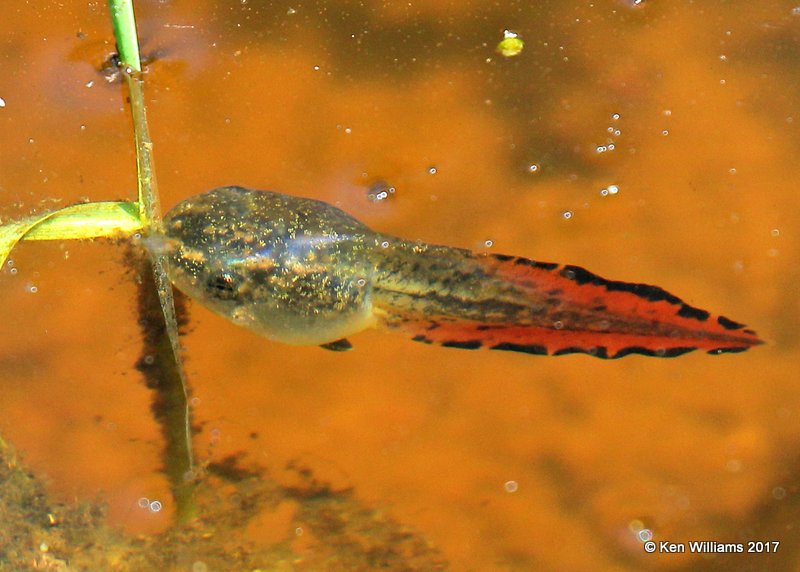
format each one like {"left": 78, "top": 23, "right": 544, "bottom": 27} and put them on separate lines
{"left": 109, "top": 0, "right": 196, "bottom": 522}
{"left": 125, "top": 75, "right": 161, "bottom": 228}
{"left": 107, "top": 0, "right": 142, "bottom": 72}
{"left": 122, "top": 71, "right": 195, "bottom": 522}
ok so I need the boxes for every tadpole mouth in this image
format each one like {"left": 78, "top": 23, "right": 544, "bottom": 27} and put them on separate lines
{"left": 138, "top": 231, "right": 179, "bottom": 257}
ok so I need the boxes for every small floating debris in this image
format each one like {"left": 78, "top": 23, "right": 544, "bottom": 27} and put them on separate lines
{"left": 497, "top": 30, "right": 524, "bottom": 58}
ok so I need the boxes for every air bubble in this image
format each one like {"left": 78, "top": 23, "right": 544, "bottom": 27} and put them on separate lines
{"left": 484, "top": 240, "right": 494, "bottom": 248}
{"left": 27, "top": 284, "right": 38, "bottom": 294}
{"left": 562, "top": 211, "right": 573, "bottom": 220}
{"left": 504, "top": 480, "right": 518, "bottom": 493}
{"left": 773, "top": 486, "right": 787, "bottom": 500}
{"left": 613, "top": 129, "right": 621, "bottom": 136}
{"left": 553, "top": 320, "right": 564, "bottom": 329}
{"left": 313, "top": 65, "right": 320, "bottom": 71}
{"left": 9, "top": 268, "right": 17, "bottom": 275}
{"left": 607, "top": 184, "right": 619, "bottom": 194}
{"left": 611, "top": 113, "right": 620, "bottom": 120}
{"left": 295, "top": 527, "right": 304, "bottom": 536}
{"left": 137, "top": 497, "right": 150, "bottom": 508}
{"left": 638, "top": 529, "right": 654, "bottom": 542}
{"left": 771, "top": 228, "right": 780, "bottom": 237}
{"left": 600, "top": 188, "right": 609, "bottom": 197}
{"left": 607, "top": 143, "right": 615, "bottom": 150}
{"left": 427, "top": 166, "right": 438, "bottom": 175}
{"left": 381, "top": 241, "right": 389, "bottom": 248}
{"left": 661, "top": 130, "right": 669, "bottom": 136}
{"left": 357, "top": 278, "right": 366, "bottom": 287}
{"left": 149, "top": 500, "right": 163, "bottom": 512}
{"left": 596, "top": 145, "right": 608, "bottom": 153}
{"left": 527, "top": 163, "right": 540, "bottom": 173}
{"left": 729, "top": 168, "right": 737, "bottom": 174}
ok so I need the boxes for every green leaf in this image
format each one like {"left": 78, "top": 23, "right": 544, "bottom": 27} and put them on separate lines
{"left": 0, "top": 201, "right": 142, "bottom": 267}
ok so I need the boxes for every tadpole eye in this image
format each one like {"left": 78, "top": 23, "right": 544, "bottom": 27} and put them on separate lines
{"left": 206, "top": 271, "right": 242, "bottom": 300}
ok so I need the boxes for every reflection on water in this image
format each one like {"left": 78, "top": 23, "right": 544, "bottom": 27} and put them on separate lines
{"left": 1, "top": 1, "right": 798, "bottom": 570}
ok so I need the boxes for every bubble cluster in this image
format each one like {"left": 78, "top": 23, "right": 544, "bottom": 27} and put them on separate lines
{"left": 596, "top": 113, "right": 621, "bottom": 154}
{"left": 367, "top": 181, "right": 396, "bottom": 203}
{"left": 599, "top": 184, "right": 620, "bottom": 197}
{"left": 136, "top": 497, "right": 163, "bottom": 512}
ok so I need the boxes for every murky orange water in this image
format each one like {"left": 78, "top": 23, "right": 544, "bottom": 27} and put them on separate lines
{"left": 1, "top": 1, "right": 799, "bottom": 570}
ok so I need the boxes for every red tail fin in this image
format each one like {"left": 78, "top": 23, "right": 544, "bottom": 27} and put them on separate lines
{"left": 375, "top": 252, "right": 763, "bottom": 359}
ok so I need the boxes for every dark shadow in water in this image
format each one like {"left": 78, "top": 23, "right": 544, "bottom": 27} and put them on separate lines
{"left": 128, "top": 245, "right": 197, "bottom": 523}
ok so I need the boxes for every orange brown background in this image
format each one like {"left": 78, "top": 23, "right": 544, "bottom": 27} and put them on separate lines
{"left": 1, "top": 1, "right": 798, "bottom": 569}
